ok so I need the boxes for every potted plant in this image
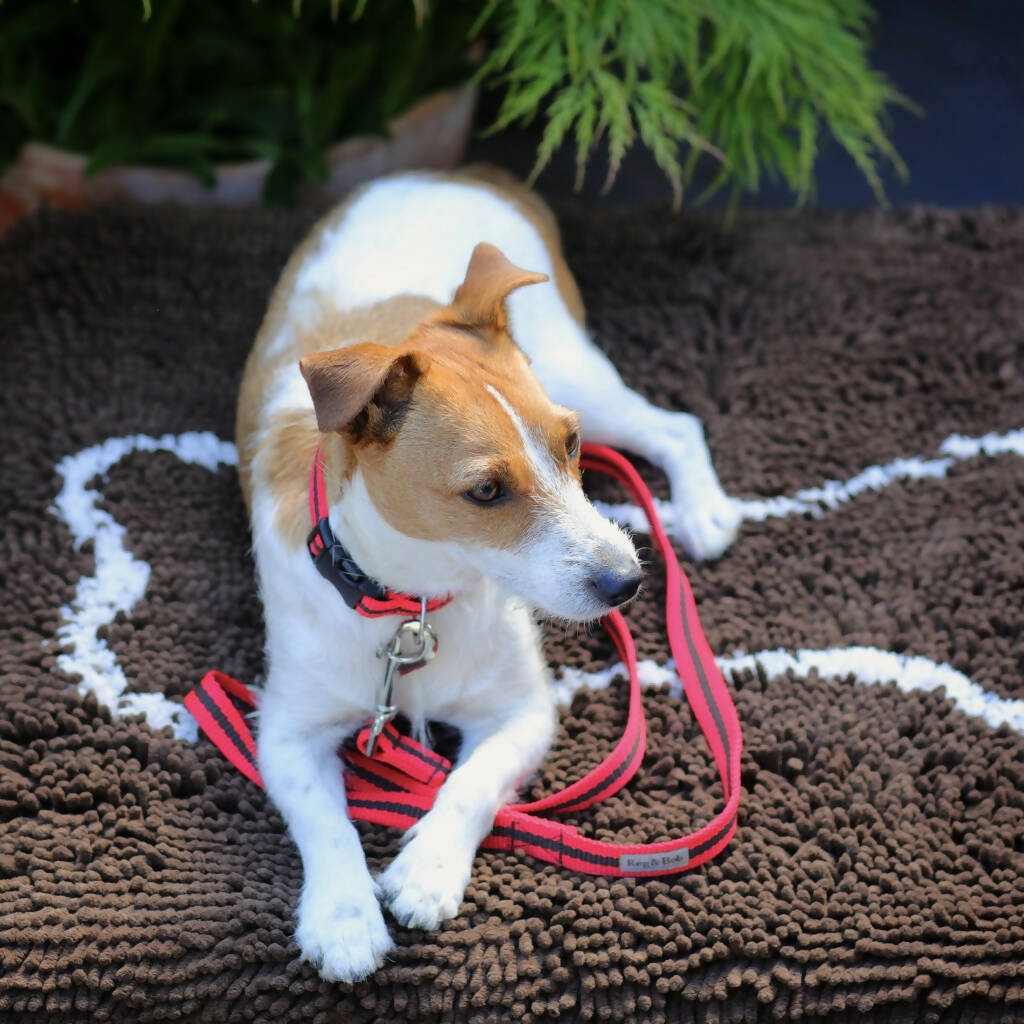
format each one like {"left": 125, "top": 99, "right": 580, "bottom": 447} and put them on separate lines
{"left": 0, "top": 0, "right": 908, "bottom": 232}
{"left": 0, "top": 0, "right": 479, "bottom": 229}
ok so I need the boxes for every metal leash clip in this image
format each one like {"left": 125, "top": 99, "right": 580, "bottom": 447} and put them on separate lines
{"left": 365, "top": 597, "right": 438, "bottom": 756}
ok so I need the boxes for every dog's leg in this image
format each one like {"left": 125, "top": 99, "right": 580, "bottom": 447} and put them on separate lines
{"left": 259, "top": 691, "right": 393, "bottom": 982}
{"left": 376, "top": 633, "right": 555, "bottom": 929}
{"left": 531, "top": 329, "right": 740, "bottom": 559}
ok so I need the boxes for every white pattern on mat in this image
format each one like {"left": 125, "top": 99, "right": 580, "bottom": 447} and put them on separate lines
{"left": 52, "top": 432, "right": 237, "bottom": 741}
{"left": 593, "top": 427, "right": 1024, "bottom": 533}
{"left": 48, "top": 426, "right": 1022, "bottom": 741}
{"left": 553, "top": 647, "right": 1024, "bottom": 734}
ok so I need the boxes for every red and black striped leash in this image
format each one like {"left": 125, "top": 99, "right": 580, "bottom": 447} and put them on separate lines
{"left": 185, "top": 443, "right": 742, "bottom": 877}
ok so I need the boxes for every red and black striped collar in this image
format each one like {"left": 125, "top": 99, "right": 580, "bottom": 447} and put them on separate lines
{"left": 306, "top": 444, "right": 451, "bottom": 619}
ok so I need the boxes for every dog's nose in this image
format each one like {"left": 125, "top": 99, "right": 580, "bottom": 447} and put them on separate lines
{"left": 589, "top": 567, "right": 643, "bottom": 607}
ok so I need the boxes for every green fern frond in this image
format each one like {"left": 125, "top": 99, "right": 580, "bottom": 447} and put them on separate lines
{"left": 476, "top": 0, "right": 911, "bottom": 208}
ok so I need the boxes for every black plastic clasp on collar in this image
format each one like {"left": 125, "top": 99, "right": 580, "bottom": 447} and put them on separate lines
{"left": 308, "top": 518, "right": 388, "bottom": 609}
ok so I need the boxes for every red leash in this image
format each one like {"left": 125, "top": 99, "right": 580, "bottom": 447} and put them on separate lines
{"left": 185, "top": 444, "right": 742, "bottom": 877}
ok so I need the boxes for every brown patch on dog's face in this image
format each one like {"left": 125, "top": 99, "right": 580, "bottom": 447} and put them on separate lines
{"left": 353, "top": 327, "right": 582, "bottom": 549}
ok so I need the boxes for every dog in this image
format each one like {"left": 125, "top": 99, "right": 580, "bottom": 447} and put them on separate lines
{"left": 235, "top": 168, "right": 740, "bottom": 982}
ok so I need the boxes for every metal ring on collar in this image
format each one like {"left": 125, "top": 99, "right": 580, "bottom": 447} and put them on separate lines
{"left": 385, "top": 619, "right": 438, "bottom": 665}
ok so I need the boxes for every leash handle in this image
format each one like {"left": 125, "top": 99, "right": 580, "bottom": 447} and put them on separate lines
{"left": 188, "top": 444, "right": 743, "bottom": 877}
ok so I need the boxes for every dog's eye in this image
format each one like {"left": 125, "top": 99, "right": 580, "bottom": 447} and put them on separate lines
{"left": 566, "top": 430, "right": 580, "bottom": 458}
{"left": 465, "top": 479, "right": 504, "bottom": 505}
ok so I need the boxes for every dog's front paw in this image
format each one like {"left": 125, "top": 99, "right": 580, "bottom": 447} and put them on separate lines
{"left": 295, "top": 885, "right": 393, "bottom": 983}
{"left": 674, "top": 486, "right": 742, "bottom": 561}
{"left": 377, "top": 831, "right": 471, "bottom": 930}
{"left": 649, "top": 410, "right": 742, "bottom": 559}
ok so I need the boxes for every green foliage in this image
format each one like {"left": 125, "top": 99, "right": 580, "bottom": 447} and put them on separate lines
{"left": 0, "top": 0, "right": 910, "bottom": 207}
{"left": 0, "top": 0, "right": 475, "bottom": 204}
{"left": 475, "top": 0, "right": 911, "bottom": 206}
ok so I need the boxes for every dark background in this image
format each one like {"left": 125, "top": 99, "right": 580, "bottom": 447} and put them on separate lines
{"left": 467, "top": 0, "right": 1024, "bottom": 209}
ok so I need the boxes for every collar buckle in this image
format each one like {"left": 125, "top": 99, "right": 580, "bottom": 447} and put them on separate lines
{"left": 308, "top": 518, "right": 388, "bottom": 609}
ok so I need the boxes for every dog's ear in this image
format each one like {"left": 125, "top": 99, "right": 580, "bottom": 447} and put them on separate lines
{"left": 299, "top": 344, "right": 428, "bottom": 440}
{"left": 445, "top": 242, "right": 548, "bottom": 332}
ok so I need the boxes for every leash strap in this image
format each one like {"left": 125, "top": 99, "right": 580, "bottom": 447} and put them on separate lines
{"left": 183, "top": 671, "right": 262, "bottom": 788}
{"left": 188, "top": 444, "right": 742, "bottom": 877}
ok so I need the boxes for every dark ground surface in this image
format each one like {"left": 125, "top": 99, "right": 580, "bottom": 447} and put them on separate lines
{"left": 2, "top": 199, "right": 1023, "bottom": 1023}
{"left": 467, "top": 0, "right": 1024, "bottom": 209}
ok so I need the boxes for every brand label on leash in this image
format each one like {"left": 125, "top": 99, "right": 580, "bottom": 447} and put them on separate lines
{"left": 619, "top": 848, "right": 690, "bottom": 873}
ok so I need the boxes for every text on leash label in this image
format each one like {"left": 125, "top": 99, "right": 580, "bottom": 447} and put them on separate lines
{"left": 619, "top": 849, "right": 690, "bottom": 873}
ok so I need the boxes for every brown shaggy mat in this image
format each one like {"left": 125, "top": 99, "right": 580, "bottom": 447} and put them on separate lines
{"left": 2, "top": 199, "right": 1023, "bottom": 1024}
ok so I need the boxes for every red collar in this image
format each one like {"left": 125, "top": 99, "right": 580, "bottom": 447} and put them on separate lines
{"left": 305, "top": 443, "right": 451, "bottom": 619}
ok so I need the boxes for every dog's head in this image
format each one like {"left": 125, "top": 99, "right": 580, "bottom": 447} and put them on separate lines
{"left": 299, "top": 243, "right": 640, "bottom": 621}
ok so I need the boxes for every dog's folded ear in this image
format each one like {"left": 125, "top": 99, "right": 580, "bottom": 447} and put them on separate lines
{"left": 444, "top": 242, "right": 548, "bottom": 332}
{"left": 299, "top": 344, "right": 427, "bottom": 440}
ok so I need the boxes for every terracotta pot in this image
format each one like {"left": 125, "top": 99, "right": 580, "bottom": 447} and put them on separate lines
{"left": 0, "top": 82, "right": 477, "bottom": 233}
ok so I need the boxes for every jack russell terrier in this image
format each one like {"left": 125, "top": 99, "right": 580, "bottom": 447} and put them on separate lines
{"left": 236, "top": 168, "right": 740, "bottom": 982}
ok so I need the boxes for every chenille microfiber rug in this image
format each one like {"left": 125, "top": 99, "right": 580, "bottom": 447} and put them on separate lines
{"left": 2, "top": 199, "right": 1023, "bottom": 1024}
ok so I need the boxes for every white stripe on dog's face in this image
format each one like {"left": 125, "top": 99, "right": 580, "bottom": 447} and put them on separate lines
{"left": 484, "top": 383, "right": 562, "bottom": 495}
{"left": 481, "top": 383, "right": 640, "bottom": 621}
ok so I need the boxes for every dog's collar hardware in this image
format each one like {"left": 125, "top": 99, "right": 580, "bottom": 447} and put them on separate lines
{"left": 307, "top": 517, "right": 389, "bottom": 610}
{"left": 366, "top": 599, "right": 439, "bottom": 756}
{"left": 306, "top": 443, "right": 452, "bottom": 619}
{"left": 190, "top": 443, "right": 744, "bottom": 879}
{"left": 306, "top": 445, "right": 446, "bottom": 755}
